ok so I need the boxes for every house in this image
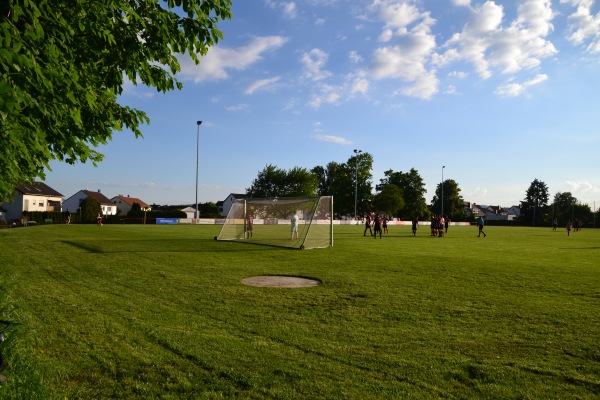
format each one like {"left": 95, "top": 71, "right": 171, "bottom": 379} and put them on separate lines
{"left": 1, "top": 182, "right": 63, "bottom": 221}
{"left": 468, "top": 203, "right": 520, "bottom": 221}
{"left": 62, "top": 189, "right": 117, "bottom": 216}
{"left": 506, "top": 206, "right": 521, "bottom": 220}
{"left": 181, "top": 206, "right": 196, "bottom": 219}
{"left": 110, "top": 195, "right": 151, "bottom": 216}
{"left": 221, "top": 193, "right": 246, "bottom": 216}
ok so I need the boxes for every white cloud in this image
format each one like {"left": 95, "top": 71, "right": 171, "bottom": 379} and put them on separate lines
{"left": 368, "top": 0, "right": 439, "bottom": 99}
{"left": 265, "top": 0, "right": 299, "bottom": 19}
{"left": 349, "top": 50, "right": 364, "bottom": 64}
{"left": 452, "top": 0, "right": 471, "bottom": 6}
{"left": 226, "top": 104, "right": 249, "bottom": 112}
{"left": 351, "top": 76, "right": 370, "bottom": 95}
{"left": 495, "top": 73, "right": 548, "bottom": 97}
{"left": 561, "top": 0, "right": 600, "bottom": 53}
{"left": 399, "top": 70, "right": 439, "bottom": 99}
{"left": 566, "top": 180, "right": 596, "bottom": 193}
{"left": 282, "top": 2, "right": 298, "bottom": 19}
{"left": 301, "top": 48, "right": 332, "bottom": 81}
{"left": 315, "top": 17, "right": 326, "bottom": 26}
{"left": 178, "top": 36, "right": 288, "bottom": 83}
{"left": 440, "top": 0, "right": 557, "bottom": 79}
{"left": 312, "top": 134, "right": 353, "bottom": 145}
{"left": 308, "top": 83, "right": 341, "bottom": 108}
{"left": 448, "top": 70, "right": 468, "bottom": 79}
{"left": 244, "top": 77, "right": 281, "bottom": 95}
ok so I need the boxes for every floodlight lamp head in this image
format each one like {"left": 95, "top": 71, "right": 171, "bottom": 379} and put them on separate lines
{"left": 197, "top": 121, "right": 202, "bottom": 126}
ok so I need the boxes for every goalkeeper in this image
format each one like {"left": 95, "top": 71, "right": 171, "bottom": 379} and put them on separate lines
{"left": 291, "top": 213, "right": 299, "bottom": 239}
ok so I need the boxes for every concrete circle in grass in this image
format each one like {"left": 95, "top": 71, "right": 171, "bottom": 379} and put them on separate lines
{"left": 242, "top": 275, "right": 321, "bottom": 288}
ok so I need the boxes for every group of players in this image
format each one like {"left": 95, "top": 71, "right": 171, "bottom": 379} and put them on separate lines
{"left": 429, "top": 215, "right": 449, "bottom": 237}
{"left": 362, "top": 213, "right": 388, "bottom": 239}
{"left": 362, "top": 213, "right": 453, "bottom": 238}
{"left": 362, "top": 213, "right": 452, "bottom": 238}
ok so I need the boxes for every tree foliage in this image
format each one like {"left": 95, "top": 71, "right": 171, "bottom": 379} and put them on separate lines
{"left": 373, "top": 184, "right": 405, "bottom": 217}
{"left": 552, "top": 192, "right": 593, "bottom": 224}
{"left": 0, "top": 0, "right": 232, "bottom": 200}
{"left": 377, "top": 168, "right": 428, "bottom": 219}
{"left": 431, "top": 179, "right": 466, "bottom": 221}
{"left": 313, "top": 153, "right": 373, "bottom": 218}
{"left": 246, "top": 164, "right": 318, "bottom": 198}
{"left": 200, "top": 201, "right": 220, "bottom": 218}
{"left": 80, "top": 196, "right": 101, "bottom": 223}
{"left": 522, "top": 178, "right": 550, "bottom": 225}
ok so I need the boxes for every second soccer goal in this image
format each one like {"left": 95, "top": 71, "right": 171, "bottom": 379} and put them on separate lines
{"left": 216, "top": 196, "right": 333, "bottom": 250}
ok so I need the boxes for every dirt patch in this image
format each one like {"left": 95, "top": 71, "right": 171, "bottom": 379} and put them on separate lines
{"left": 242, "top": 276, "right": 321, "bottom": 288}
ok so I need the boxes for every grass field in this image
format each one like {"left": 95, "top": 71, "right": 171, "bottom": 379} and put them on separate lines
{"left": 1, "top": 223, "right": 599, "bottom": 399}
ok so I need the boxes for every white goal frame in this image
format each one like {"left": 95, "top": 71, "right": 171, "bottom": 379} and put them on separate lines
{"left": 216, "top": 196, "right": 333, "bottom": 250}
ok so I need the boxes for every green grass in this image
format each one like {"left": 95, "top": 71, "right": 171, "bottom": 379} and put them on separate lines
{"left": 1, "top": 224, "right": 599, "bottom": 399}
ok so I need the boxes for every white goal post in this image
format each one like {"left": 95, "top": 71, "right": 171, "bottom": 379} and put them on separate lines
{"left": 216, "top": 196, "right": 333, "bottom": 249}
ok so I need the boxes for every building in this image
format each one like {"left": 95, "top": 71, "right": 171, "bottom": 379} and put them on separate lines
{"left": 62, "top": 189, "right": 117, "bottom": 216}
{"left": 221, "top": 193, "right": 246, "bottom": 216}
{"left": 1, "top": 182, "right": 63, "bottom": 221}
{"left": 110, "top": 195, "right": 151, "bottom": 216}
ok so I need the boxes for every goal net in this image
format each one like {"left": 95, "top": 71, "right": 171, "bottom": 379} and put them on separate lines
{"left": 216, "top": 196, "right": 333, "bottom": 249}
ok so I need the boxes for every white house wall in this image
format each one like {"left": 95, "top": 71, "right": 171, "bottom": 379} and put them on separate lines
{"left": 2, "top": 193, "right": 63, "bottom": 220}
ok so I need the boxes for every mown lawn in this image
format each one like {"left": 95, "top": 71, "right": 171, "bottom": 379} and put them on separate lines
{"left": 1, "top": 223, "right": 599, "bottom": 399}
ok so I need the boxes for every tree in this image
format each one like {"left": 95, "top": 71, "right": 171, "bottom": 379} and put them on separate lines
{"left": 0, "top": 1, "right": 232, "bottom": 201}
{"left": 522, "top": 178, "right": 550, "bottom": 226}
{"left": 552, "top": 192, "right": 576, "bottom": 224}
{"left": 377, "top": 168, "right": 428, "bottom": 219}
{"left": 373, "top": 184, "right": 405, "bottom": 217}
{"left": 313, "top": 153, "right": 373, "bottom": 218}
{"left": 127, "top": 202, "right": 143, "bottom": 217}
{"left": 430, "top": 179, "right": 466, "bottom": 221}
{"left": 553, "top": 193, "right": 593, "bottom": 224}
{"left": 246, "top": 165, "right": 318, "bottom": 198}
{"left": 200, "top": 202, "right": 220, "bottom": 218}
{"left": 80, "top": 196, "right": 101, "bottom": 223}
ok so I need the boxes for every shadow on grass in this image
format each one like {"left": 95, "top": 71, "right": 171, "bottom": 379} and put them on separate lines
{"left": 61, "top": 239, "right": 282, "bottom": 254}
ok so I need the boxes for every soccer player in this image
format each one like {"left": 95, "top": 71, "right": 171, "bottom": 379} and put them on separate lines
{"left": 363, "top": 214, "right": 373, "bottom": 236}
{"left": 245, "top": 214, "right": 253, "bottom": 238}
{"left": 412, "top": 217, "right": 419, "bottom": 236}
{"left": 477, "top": 216, "right": 486, "bottom": 237}
{"left": 291, "top": 213, "right": 299, "bottom": 239}
{"left": 373, "top": 214, "right": 382, "bottom": 239}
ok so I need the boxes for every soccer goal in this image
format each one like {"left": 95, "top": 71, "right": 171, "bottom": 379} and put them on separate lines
{"left": 216, "top": 196, "right": 333, "bottom": 249}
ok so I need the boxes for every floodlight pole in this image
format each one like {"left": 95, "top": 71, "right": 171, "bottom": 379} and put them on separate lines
{"left": 195, "top": 120, "right": 202, "bottom": 220}
{"left": 353, "top": 149, "right": 362, "bottom": 220}
{"left": 441, "top": 166, "right": 445, "bottom": 216}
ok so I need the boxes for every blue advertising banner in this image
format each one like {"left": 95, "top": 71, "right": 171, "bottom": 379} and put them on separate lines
{"left": 156, "top": 218, "right": 178, "bottom": 225}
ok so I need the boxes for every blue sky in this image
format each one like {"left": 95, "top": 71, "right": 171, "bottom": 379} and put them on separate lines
{"left": 45, "top": 0, "right": 600, "bottom": 210}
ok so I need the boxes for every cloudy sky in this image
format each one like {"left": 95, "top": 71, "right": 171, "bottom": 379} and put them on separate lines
{"left": 45, "top": 0, "right": 600, "bottom": 209}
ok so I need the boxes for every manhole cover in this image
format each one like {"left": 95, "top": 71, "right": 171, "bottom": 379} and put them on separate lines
{"left": 242, "top": 276, "right": 321, "bottom": 288}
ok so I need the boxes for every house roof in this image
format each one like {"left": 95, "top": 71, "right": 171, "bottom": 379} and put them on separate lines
{"left": 112, "top": 195, "right": 150, "bottom": 209}
{"left": 82, "top": 190, "right": 113, "bottom": 205}
{"left": 15, "top": 182, "right": 63, "bottom": 197}
{"left": 229, "top": 193, "right": 246, "bottom": 199}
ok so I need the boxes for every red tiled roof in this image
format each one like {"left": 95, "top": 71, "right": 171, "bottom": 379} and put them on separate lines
{"left": 82, "top": 190, "right": 113, "bottom": 205}
{"left": 114, "top": 195, "right": 150, "bottom": 209}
